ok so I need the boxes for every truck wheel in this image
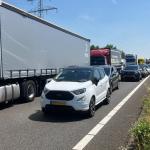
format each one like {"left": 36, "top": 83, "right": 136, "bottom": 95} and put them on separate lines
{"left": 21, "top": 80, "right": 36, "bottom": 102}
{"left": 87, "top": 97, "right": 95, "bottom": 118}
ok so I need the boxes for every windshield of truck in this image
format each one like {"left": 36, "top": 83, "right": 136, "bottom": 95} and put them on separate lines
{"left": 124, "top": 65, "right": 138, "bottom": 70}
{"left": 126, "top": 58, "right": 136, "bottom": 63}
{"left": 103, "top": 67, "right": 110, "bottom": 76}
{"left": 55, "top": 68, "right": 92, "bottom": 82}
{"left": 91, "top": 56, "right": 105, "bottom": 65}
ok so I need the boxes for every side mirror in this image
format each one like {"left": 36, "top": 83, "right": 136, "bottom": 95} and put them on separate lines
{"left": 112, "top": 72, "right": 116, "bottom": 77}
{"left": 92, "top": 78, "right": 99, "bottom": 85}
{"left": 46, "top": 78, "right": 52, "bottom": 83}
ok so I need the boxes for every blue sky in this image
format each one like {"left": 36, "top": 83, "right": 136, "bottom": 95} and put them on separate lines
{"left": 4, "top": 0, "right": 150, "bottom": 58}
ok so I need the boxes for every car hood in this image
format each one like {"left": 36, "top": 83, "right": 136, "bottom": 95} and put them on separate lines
{"left": 45, "top": 80, "right": 92, "bottom": 91}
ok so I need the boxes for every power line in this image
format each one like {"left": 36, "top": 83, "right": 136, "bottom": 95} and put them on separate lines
{"left": 27, "top": 0, "right": 57, "bottom": 18}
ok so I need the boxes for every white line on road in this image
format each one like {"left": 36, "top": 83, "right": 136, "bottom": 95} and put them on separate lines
{"left": 72, "top": 76, "right": 150, "bottom": 150}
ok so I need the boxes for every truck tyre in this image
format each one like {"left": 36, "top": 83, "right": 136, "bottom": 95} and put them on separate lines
{"left": 87, "top": 97, "right": 95, "bottom": 118}
{"left": 21, "top": 80, "right": 36, "bottom": 102}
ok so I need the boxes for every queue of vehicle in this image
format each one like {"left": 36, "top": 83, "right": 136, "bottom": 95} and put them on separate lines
{"left": 0, "top": 1, "right": 150, "bottom": 119}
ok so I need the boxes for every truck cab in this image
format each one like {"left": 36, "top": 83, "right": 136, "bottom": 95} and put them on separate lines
{"left": 125, "top": 54, "right": 137, "bottom": 65}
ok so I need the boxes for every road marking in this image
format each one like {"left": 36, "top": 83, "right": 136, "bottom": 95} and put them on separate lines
{"left": 72, "top": 76, "right": 150, "bottom": 150}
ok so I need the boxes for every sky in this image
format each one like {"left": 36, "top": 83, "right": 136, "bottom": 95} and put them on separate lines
{"left": 3, "top": 0, "right": 150, "bottom": 58}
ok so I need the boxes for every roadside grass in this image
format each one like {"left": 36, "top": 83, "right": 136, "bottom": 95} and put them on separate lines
{"left": 129, "top": 89, "right": 150, "bottom": 150}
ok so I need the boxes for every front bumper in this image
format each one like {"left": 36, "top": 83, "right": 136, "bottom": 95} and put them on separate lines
{"left": 41, "top": 92, "right": 89, "bottom": 112}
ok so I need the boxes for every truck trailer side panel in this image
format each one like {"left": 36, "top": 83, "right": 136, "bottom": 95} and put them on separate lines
{"left": 0, "top": 4, "right": 90, "bottom": 78}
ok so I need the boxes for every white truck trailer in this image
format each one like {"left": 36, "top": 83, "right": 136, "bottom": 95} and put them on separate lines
{"left": 0, "top": 1, "right": 90, "bottom": 104}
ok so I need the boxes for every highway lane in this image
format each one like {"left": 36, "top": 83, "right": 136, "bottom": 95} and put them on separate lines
{"left": 85, "top": 77, "right": 150, "bottom": 150}
{"left": 0, "top": 78, "right": 148, "bottom": 150}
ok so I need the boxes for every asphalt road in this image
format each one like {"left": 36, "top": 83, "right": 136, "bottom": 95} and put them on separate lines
{"left": 0, "top": 77, "right": 150, "bottom": 150}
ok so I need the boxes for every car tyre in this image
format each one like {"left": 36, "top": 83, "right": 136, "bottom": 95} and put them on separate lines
{"left": 87, "top": 97, "right": 96, "bottom": 118}
{"left": 121, "top": 76, "right": 124, "bottom": 81}
{"left": 116, "top": 80, "right": 119, "bottom": 89}
{"left": 136, "top": 76, "right": 140, "bottom": 81}
{"left": 110, "top": 83, "right": 113, "bottom": 93}
{"left": 104, "top": 89, "right": 111, "bottom": 105}
{"left": 42, "top": 107, "right": 49, "bottom": 115}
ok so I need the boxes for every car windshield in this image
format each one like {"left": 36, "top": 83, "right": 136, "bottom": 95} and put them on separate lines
{"left": 124, "top": 65, "right": 138, "bottom": 70}
{"left": 103, "top": 67, "right": 110, "bottom": 76}
{"left": 55, "top": 68, "right": 92, "bottom": 82}
{"left": 147, "top": 64, "right": 150, "bottom": 68}
{"left": 140, "top": 64, "right": 149, "bottom": 69}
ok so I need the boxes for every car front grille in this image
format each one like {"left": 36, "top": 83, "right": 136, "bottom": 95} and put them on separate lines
{"left": 124, "top": 71, "right": 135, "bottom": 75}
{"left": 45, "top": 91, "right": 74, "bottom": 101}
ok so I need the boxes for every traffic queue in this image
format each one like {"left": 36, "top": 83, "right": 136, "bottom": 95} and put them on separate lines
{"left": 40, "top": 59, "right": 150, "bottom": 117}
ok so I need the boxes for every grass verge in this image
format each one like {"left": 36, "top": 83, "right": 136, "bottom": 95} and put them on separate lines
{"left": 129, "top": 91, "right": 150, "bottom": 150}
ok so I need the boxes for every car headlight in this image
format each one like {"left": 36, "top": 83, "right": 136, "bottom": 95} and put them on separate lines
{"left": 72, "top": 88, "right": 86, "bottom": 95}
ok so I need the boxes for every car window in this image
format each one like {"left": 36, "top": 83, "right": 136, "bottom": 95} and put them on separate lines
{"left": 113, "top": 67, "right": 117, "bottom": 73}
{"left": 93, "top": 69, "right": 101, "bottom": 80}
{"left": 99, "top": 69, "right": 105, "bottom": 79}
{"left": 55, "top": 68, "right": 92, "bottom": 82}
{"left": 103, "top": 67, "right": 110, "bottom": 76}
{"left": 111, "top": 67, "right": 114, "bottom": 73}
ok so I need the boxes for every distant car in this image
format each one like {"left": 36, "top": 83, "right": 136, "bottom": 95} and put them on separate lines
{"left": 121, "top": 65, "right": 142, "bottom": 81}
{"left": 41, "top": 66, "right": 110, "bottom": 117}
{"left": 139, "top": 64, "right": 150, "bottom": 74}
{"left": 101, "top": 65, "right": 119, "bottom": 93}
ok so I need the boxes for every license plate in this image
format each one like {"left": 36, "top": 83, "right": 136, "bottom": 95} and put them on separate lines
{"left": 50, "top": 101, "right": 66, "bottom": 106}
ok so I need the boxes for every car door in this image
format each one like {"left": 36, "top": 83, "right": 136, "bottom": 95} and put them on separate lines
{"left": 111, "top": 67, "right": 118, "bottom": 88}
{"left": 99, "top": 69, "right": 108, "bottom": 99}
{"left": 93, "top": 69, "right": 103, "bottom": 103}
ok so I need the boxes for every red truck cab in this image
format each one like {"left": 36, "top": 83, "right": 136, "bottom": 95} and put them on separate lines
{"left": 90, "top": 48, "right": 111, "bottom": 65}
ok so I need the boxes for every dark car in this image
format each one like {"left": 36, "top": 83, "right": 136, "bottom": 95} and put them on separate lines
{"left": 121, "top": 65, "right": 142, "bottom": 81}
{"left": 139, "top": 65, "right": 149, "bottom": 78}
{"left": 139, "top": 64, "right": 150, "bottom": 75}
{"left": 102, "top": 65, "right": 119, "bottom": 93}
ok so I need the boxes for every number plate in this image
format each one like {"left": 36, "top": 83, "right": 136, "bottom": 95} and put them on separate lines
{"left": 50, "top": 101, "right": 66, "bottom": 106}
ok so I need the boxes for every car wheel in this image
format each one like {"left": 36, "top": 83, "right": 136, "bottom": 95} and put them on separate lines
{"left": 136, "top": 76, "right": 140, "bottom": 81}
{"left": 104, "top": 89, "right": 111, "bottom": 105}
{"left": 110, "top": 83, "right": 113, "bottom": 93}
{"left": 121, "top": 77, "right": 124, "bottom": 81}
{"left": 87, "top": 97, "right": 96, "bottom": 118}
{"left": 42, "top": 107, "right": 48, "bottom": 115}
{"left": 116, "top": 81, "right": 119, "bottom": 89}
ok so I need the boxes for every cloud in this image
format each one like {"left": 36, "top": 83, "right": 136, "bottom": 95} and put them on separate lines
{"left": 79, "top": 15, "right": 94, "bottom": 22}
{"left": 112, "top": 0, "right": 118, "bottom": 5}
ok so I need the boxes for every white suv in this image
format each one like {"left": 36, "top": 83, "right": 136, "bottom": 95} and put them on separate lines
{"left": 41, "top": 66, "right": 110, "bottom": 117}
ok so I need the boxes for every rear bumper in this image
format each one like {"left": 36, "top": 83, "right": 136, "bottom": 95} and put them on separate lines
{"left": 121, "top": 74, "right": 139, "bottom": 80}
